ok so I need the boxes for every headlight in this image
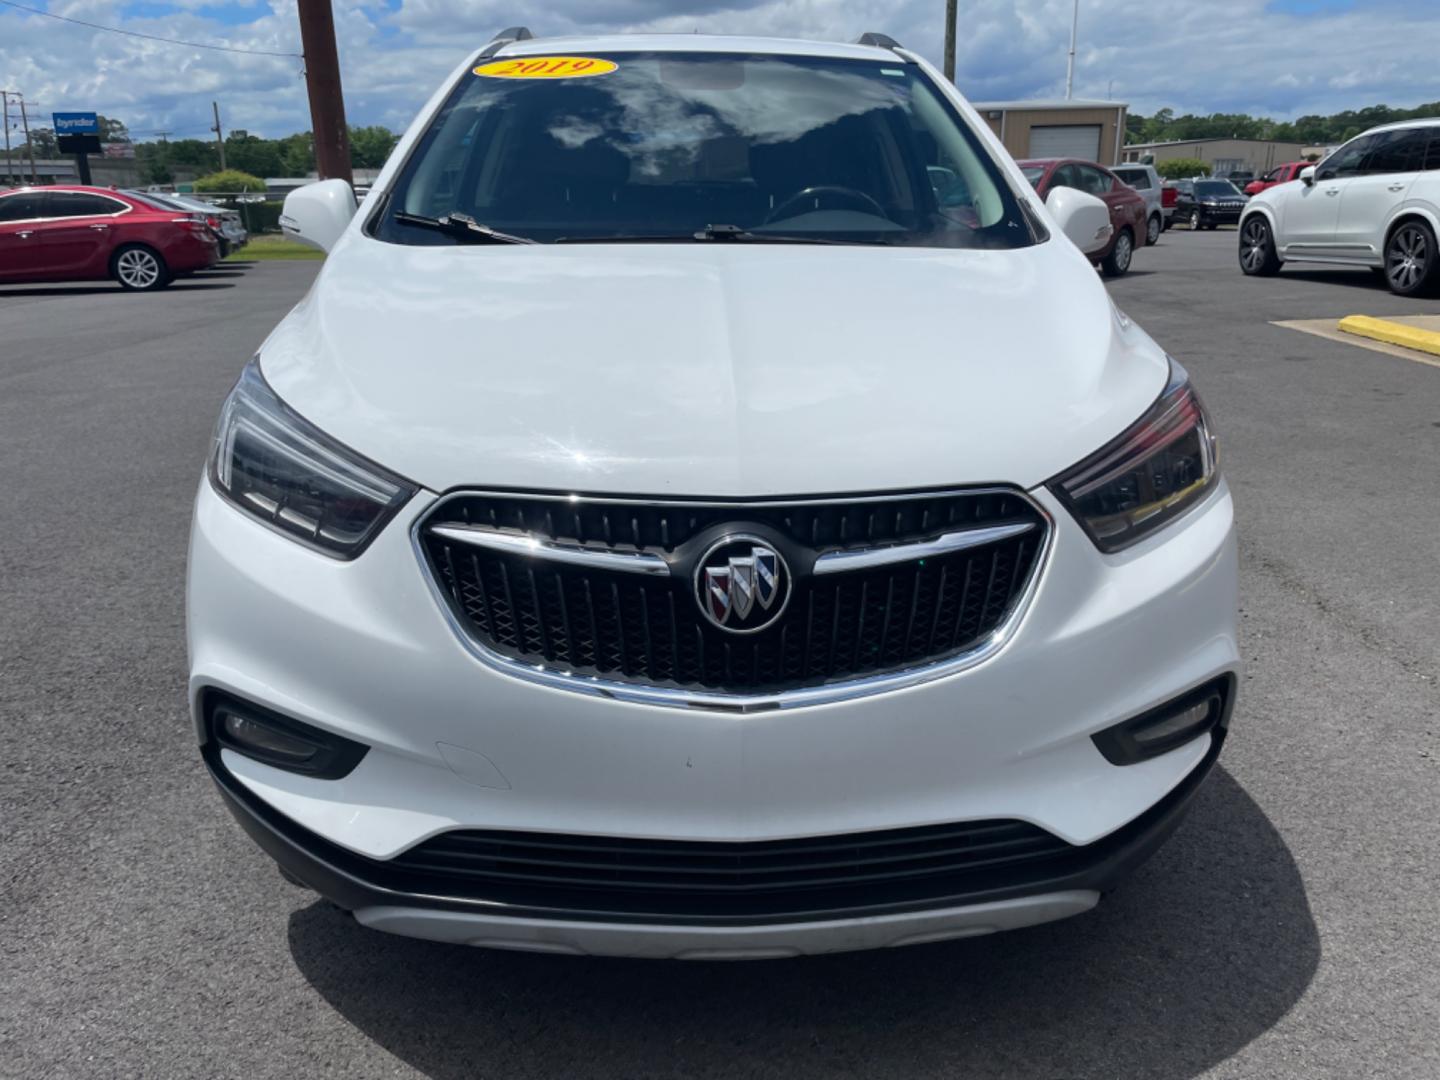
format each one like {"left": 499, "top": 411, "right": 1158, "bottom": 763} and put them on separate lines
{"left": 1047, "top": 358, "right": 1218, "bottom": 553}
{"left": 210, "top": 358, "right": 417, "bottom": 558}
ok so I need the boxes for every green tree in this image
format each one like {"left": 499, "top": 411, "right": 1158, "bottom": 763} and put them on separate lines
{"left": 349, "top": 125, "right": 398, "bottom": 169}
{"left": 134, "top": 142, "right": 173, "bottom": 184}
{"left": 96, "top": 114, "right": 129, "bottom": 143}
{"left": 194, "top": 169, "right": 266, "bottom": 193}
{"left": 17, "top": 126, "right": 57, "bottom": 158}
{"left": 276, "top": 132, "right": 314, "bottom": 176}
{"left": 224, "top": 130, "right": 284, "bottom": 178}
{"left": 1155, "top": 158, "right": 1209, "bottom": 179}
{"left": 166, "top": 139, "right": 220, "bottom": 170}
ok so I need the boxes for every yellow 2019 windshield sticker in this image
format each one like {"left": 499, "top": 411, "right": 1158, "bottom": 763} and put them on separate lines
{"left": 474, "top": 57, "right": 618, "bottom": 79}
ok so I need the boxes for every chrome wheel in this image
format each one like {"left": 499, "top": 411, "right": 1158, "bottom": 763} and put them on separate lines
{"left": 116, "top": 247, "right": 162, "bottom": 289}
{"left": 1146, "top": 215, "right": 1161, "bottom": 245}
{"left": 1241, "top": 219, "right": 1268, "bottom": 272}
{"left": 1114, "top": 232, "right": 1132, "bottom": 270}
{"left": 1190, "top": 210, "right": 1202, "bottom": 230}
{"left": 1386, "top": 225, "right": 1431, "bottom": 294}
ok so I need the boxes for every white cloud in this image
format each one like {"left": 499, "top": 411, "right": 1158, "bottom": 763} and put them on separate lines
{"left": 1, "top": 0, "right": 1437, "bottom": 142}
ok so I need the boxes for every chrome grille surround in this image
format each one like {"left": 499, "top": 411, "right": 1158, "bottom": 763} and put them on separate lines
{"left": 411, "top": 487, "right": 1054, "bottom": 712}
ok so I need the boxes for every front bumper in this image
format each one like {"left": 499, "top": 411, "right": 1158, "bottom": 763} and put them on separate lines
{"left": 1194, "top": 208, "right": 1244, "bottom": 226}
{"left": 188, "top": 475, "right": 1239, "bottom": 953}
{"left": 206, "top": 717, "right": 1224, "bottom": 956}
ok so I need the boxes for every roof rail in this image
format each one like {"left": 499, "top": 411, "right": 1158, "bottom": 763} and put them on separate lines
{"left": 854, "top": 32, "right": 902, "bottom": 50}
{"left": 479, "top": 26, "right": 533, "bottom": 58}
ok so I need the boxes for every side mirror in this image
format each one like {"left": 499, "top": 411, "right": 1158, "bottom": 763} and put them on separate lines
{"left": 279, "top": 179, "right": 357, "bottom": 253}
{"left": 1300, "top": 166, "right": 1316, "bottom": 187}
{"left": 1044, "top": 185, "right": 1113, "bottom": 256}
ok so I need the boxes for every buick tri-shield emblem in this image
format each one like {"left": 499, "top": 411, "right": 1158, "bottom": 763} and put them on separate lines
{"left": 694, "top": 536, "right": 791, "bottom": 634}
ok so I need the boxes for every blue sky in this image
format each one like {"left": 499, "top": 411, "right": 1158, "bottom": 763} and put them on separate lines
{"left": 2, "top": 0, "right": 1437, "bottom": 142}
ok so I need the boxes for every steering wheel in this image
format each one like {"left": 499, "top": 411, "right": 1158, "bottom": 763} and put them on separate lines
{"left": 764, "top": 185, "right": 886, "bottom": 224}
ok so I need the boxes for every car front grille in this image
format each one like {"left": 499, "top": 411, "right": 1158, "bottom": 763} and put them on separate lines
{"left": 387, "top": 819, "right": 1076, "bottom": 919}
{"left": 417, "top": 488, "right": 1049, "bottom": 697}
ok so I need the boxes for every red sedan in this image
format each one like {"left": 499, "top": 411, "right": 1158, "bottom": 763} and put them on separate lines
{"left": 0, "top": 185, "right": 219, "bottom": 291}
{"left": 1017, "top": 158, "right": 1148, "bottom": 277}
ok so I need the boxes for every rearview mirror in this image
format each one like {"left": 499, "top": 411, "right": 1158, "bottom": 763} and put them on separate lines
{"left": 280, "top": 179, "right": 357, "bottom": 254}
{"left": 1044, "top": 186, "right": 1113, "bottom": 256}
{"left": 1300, "top": 166, "right": 1316, "bottom": 187}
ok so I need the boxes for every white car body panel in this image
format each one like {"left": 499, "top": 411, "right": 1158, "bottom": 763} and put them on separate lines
{"left": 260, "top": 236, "right": 1166, "bottom": 497}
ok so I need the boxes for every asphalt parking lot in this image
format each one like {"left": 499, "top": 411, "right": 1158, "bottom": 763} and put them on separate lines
{"left": 3, "top": 232, "right": 1438, "bottom": 1079}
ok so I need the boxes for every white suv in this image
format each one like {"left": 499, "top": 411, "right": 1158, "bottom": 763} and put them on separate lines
{"left": 191, "top": 29, "right": 1239, "bottom": 958}
{"left": 1239, "top": 119, "right": 1440, "bottom": 296}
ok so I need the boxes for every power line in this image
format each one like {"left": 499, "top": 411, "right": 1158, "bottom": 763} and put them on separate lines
{"left": 0, "top": 0, "right": 303, "bottom": 57}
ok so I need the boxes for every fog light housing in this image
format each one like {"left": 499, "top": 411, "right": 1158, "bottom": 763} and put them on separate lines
{"left": 207, "top": 693, "right": 368, "bottom": 779}
{"left": 1092, "top": 676, "right": 1233, "bottom": 766}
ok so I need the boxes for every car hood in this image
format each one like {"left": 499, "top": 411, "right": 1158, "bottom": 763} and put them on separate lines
{"left": 258, "top": 233, "right": 1168, "bottom": 496}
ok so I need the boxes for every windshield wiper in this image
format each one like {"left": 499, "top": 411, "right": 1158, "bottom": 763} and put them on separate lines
{"left": 393, "top": 211, "right": 537, "bottom": 245}
{"left": 555, "top": 224, "right": 860, "bottom": 245}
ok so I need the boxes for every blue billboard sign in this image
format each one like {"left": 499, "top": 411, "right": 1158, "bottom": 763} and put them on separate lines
{"left": 53, "top": 112, "right": 99, "bottom": 135}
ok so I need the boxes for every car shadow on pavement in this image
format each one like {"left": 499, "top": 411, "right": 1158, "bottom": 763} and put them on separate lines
{"left": 0, "top": 282, "right": 237, "bottom": 297}
{"left": 1282, "top": 268, "right": 1390, "bottom": 291}
{"left": 287, "top": 766, "right": 1317, "bottom": 1080}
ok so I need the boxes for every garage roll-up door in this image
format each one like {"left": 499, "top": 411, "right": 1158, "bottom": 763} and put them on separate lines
{"left": 1028, "top": 125, "right": 1102, "bottom": 162}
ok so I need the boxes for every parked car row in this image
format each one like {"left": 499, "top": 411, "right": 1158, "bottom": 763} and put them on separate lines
{"left": 0, "top": 185, "right": 221, "bottom": 289}
{"left": 130, "top": 191, "right": 249, "bottom": 257}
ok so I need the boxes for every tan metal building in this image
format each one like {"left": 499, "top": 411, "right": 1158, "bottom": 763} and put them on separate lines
{"left": 1120, "top": 138, "right": 1311, "bottom": 175}
{"left": 973, "top": 100, "right": 1129, "bottom": 166}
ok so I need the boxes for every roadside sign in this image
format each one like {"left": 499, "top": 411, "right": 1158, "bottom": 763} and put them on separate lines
{"left": 53, "top": 111, "right": 99, "bottom": 135}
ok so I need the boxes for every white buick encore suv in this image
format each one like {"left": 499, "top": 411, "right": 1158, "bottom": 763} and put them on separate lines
{"left": 1239, "top": 118, "right": 1440, "bottom": 296}
{"left": 189, "top": 29, "right": 1240, "bottom": 959}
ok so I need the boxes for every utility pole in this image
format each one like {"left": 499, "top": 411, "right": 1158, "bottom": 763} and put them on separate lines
{"left": 943, "top": 0, "right": 957, "bottom": 83}
{"left": 1, "top": 91, "right": 12, "bottom": 186}
{"left": 296, "top": 0, "right": 353, "bottom": 185}
{"left": 211, "top": 101, "right": 227, "bottom": 170}
{"left": 18, "top": 95, "right": 37, "bottom": 183}
{"left": 1065, "top": 0, "right": 1079, "bottom": 100}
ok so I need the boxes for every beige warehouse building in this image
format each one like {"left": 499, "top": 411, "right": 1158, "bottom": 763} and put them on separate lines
{"left": 1121, "top": 137, "right": 1312, "bottom": 175}
{"left": 973, "top": 100, "right": 1129, "bottom": 165}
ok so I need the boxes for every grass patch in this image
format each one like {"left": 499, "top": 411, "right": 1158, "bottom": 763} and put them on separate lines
{"left": 227, "top": 235, "right": 324, "bottom": 261}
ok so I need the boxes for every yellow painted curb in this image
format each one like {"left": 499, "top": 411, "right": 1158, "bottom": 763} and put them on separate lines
{"left": 1337, "top": 315, "right": 1440, "bottom": 358}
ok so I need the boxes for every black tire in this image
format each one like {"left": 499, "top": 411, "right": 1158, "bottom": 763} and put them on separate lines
{"left": 1146, "top": 213, "right": 1161, "bottom": 246}
{"left": 1383, "top": 220, "right": 1439, "bottom": 298}
{"left": 1101, "top": 228, "right": 1134, "bottom": 278}
{"left": 1239, "top": 215, "right": 1282, "bottom": 276}
{"left": 111, "top": 244, "right": 171, "bottom": 291}
{"left": 1189, "top": 209, "right": 1202, "bottom": 230}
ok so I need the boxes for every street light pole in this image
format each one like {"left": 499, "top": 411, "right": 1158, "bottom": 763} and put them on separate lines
{"left": 18, "top": 95, "right": 37, "bottom": 183}
{"left": 943, "top": 0, "right": 957, "bottom": 83}
{"left": 1, "top": 91, "right": 12, "bottom": 185}
{"left": 212, "top": 101, "right": 228, "bottom": 171}
{"left": 1065, "top": 0, "right": 1079, "bottom": 100}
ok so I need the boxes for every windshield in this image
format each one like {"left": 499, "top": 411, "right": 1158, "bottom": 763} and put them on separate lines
{"left": 373, "top": 51, "right": 1035, "bottom": 248}
{"left": 1195, "top": 180, "right": 1240, "bottom": 196}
